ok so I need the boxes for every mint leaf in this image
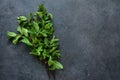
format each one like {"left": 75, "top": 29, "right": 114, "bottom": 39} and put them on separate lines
{"left": 45, "top": 23, "right": 53, "bottom": 29}
{"left": 22, "top": 28, "right": 28, "bottom": 37}
{"left": 21, "top": 37, "right": 32, "bottom": 46}
{"left": 35, "top": 12, "right": 43, "bottom": 18}
{"left": 48, "top": 13, "right": 53, "bottom": 19}
{"left": 48, "top": 56, "right": 54, "bottom": 66}
{"left": 49, "top": 60, "right": 63, "bottom": 70}
{"left": 12, "top": 34, "right": 21, "bottom": 44}
{"left": 33, "top": 21, "right": 39, "bottom": 32}
{"left": 44, "top": 38, "right": 49, "bottom": 46}
{"left": 7, "top": 32, "right": 17, "bottom": 38}
{"left": 17, "top": 26, "right": 22, "bottom": 33}
{"left": 17, "top": 16, "right": 27, "bottom": 21}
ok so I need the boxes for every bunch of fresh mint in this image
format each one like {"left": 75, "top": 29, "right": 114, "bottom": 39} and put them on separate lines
{"left": 7, "top": 4, "right": 63, "bottom": 70}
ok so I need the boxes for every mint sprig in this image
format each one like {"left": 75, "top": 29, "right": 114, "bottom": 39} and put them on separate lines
{"left": 7, "top": 4, "right": 63, "bottom": 71}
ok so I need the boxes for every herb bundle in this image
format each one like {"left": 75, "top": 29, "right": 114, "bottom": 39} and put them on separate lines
{"left": 7, "top": 4, "right": 63, "bottom": 71}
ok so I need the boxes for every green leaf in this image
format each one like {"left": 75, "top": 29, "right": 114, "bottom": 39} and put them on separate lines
{"left": 28, "top": 13, "right": 33, "bottom": 22}
{"left": 41, "top": 20, "right": 45, "bottom": 27}
{"left": 33, "top": 21, "right": 39, "bottom": 32}
{"left": 48, "top": 13, "right": 53, "bottom": 19}
{"left": 50, "top": 36, "right": 59, "bottom": 44}
{"left": 51, "top": 42, "right": 59, "bottom": 47}
{"left": 53, "top": 61, "right": 63, "bottom": 69}
{"left": 17, "top": 16, "right": 27, "bottom": 21}
{"left": 50, "top": 47, "right": 57, "bottom": 53}
{"left": 38, "top": 4, "right": 47, "bottom": 14}
{"left": 30, "top": 49, "right": 41, "bottom": 56}
{"left": 42, "top": 49, "right": 49, "bottom": 59}
{"left": 21, "top": 28, "right": 28, "bottom": 37}
{"left": 40, "top": 32, "right": 47, "bottom": 37}
{"left": 35, "top": 12, "right": 43, "bottom": 18}
{"left": 45, "top": 20, "right": 51, "bottom": 24}
{"left": 13, "top": 34, "right": 21, "bottom": 44}
{"left": 21, "top": 37, "right": 32, "bottom": 46}
{"left": 28, "top": 28, "right": 36, "bottom": 34}
{"left": 52, "top": 50, "right": 60, "bottom": 58}
{"left": 40, "top": 30, "right": 48, "bottom": 37}
{"left": 48, "top": 56, "right": 53, "bottom": 66}
{"left": 30, "top": 51, "right": 40, "bottom": 56}
{"left": 36, "top": 46, "right": 43, "bottom": 55}
{"left": 17, "top": 26, "right": 22, "bottom": 33}
{"left": 44, "top": 38, "right": 49, "bottom": 46}
{"left": 37, "top": 46, "right": 43, "bottom": 51}
{"left": 49, "top": 60, "right": 63, "bottom": 70}
{"left": 45, "top": 23, "right": 53, "bottom": 29}
{"left": 7, "top": 32, "right": 17, "bottom": 38}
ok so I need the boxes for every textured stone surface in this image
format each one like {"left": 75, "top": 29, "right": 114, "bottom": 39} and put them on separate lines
{"left": 0, "top": 0, "right": 120, "bottom": 80}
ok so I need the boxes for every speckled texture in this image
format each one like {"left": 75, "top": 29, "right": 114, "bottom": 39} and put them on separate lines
{"left": 0, "top": 0, "right": 120, "bottom": 80}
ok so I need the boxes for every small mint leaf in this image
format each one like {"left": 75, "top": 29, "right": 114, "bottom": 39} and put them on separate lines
{"left": 21, "top": 28, "right": 28, "bottom": 37}
{"left": 12, "top": 34, "right": 21, "bottom": 44}
{"left": 49, "top": 60, "right": 63, "bottom": 70}
{"left": 7, "top": 32, "right": 17, "bottom": 38}
{"left": 33, "top": 21, "right": 39, "bottom": 32}
{"left": 21, "top": 37, "right": 32, "bottom": 46}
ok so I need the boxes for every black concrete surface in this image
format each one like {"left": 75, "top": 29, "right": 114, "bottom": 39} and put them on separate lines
{"left": 0, "top": 0, "right": 120, "bottom": 80}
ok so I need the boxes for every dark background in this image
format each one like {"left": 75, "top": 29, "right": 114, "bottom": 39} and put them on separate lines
{"left": 0, "top": 0, "right": 120, "bottom": 80}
